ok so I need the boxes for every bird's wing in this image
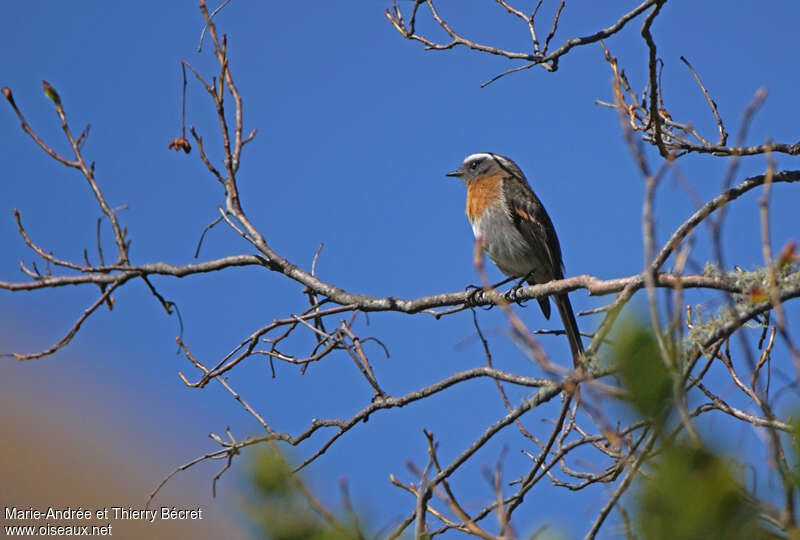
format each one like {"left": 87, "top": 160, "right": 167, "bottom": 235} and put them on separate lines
{"left": 503, "top": 175, "right": 583, "bottom": 363}
{"left": 502, "top": 175, "right": 565, "bottom": 280}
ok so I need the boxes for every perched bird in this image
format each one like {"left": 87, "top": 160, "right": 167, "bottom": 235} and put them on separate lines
{"left": 446, "top": 152, "right": 583, "bottom": 365}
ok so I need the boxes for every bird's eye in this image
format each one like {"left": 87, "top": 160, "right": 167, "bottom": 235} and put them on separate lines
{"left": 469, "top": 161, "right": 479, "bottom": 170}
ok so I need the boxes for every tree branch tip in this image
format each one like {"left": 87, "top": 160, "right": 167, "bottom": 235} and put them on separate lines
{"left": 1, "top": 86, "right": 13, "bottom": 103}
{"left": 41, "top": 80, "right": 61, "bottom": 105}
{"left": 384, "top": 9, "right": 404, "bottom": 34}
{"left": 177, "top": 371, "right": 200, "bottom": 387}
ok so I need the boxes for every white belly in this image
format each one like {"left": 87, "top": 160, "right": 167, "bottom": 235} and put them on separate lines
{"left": 471, "top": 210, "right": 550, "bottom": 282}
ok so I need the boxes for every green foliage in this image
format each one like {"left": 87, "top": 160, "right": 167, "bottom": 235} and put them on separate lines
{"left": 245, "top": 447, "right": 363, "bottom": 540}
{"left": 613, "top": 320, "right": 771, "bottom": 539}
{"left": 787, "top": 416, "right": 800, "bottom": 494}
{"left": 637, "top": 443, "right": 764, "bottom": 540}
{"left": 252, "top": 446, "right": 293, "bottom": 496}
{"left": 614, "top": 321, "right": 672, "bottom": 418}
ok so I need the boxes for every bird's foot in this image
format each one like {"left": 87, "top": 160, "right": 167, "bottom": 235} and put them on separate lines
{"left": 504, "top": 276, "right": 530, "bottom": 306}
{"left": 464, "top": 284, "right": 495, "bottom": 310}
{"left": 464, "top": 284, "right": 480, "bottom": 304}
{"left": 464, "top": 284, "right": 492, "bottom": 309}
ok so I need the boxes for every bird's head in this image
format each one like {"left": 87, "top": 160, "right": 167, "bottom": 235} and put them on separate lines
{"left": 445, "top": 152, "right": 523, "bottom": 185}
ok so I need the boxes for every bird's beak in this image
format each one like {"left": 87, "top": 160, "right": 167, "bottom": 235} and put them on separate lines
{"left": 445, "top": 169, "right": 463, "bottom": 178}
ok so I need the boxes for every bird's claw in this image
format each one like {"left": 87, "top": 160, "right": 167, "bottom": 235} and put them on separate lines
{"left": 504, "top": 277, "right": 529, "bottom": 306}
{"left": 464, "top": 284, "right": 494, "bottom": 310}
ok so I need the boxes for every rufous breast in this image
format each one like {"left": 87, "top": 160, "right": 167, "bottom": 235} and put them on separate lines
{"left": 466, "top": 173, "right": 503, "bottom": 223}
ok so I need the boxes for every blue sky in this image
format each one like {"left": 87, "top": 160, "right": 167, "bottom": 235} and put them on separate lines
{"left": 2, "top": 2, "right": 799, "bottom": 538}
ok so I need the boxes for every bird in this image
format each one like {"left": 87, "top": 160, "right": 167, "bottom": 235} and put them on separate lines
{"left": 446, "top": 152, "right": 584, "bottom": 366}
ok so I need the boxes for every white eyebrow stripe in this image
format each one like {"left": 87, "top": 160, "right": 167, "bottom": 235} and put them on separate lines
{"left": 464, "top": 152, "right": 494, "bottom": 163}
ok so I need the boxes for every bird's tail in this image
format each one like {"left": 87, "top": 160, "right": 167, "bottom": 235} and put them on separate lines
{"left": 553, "top": 293, "right": 583, "bottom": 367}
